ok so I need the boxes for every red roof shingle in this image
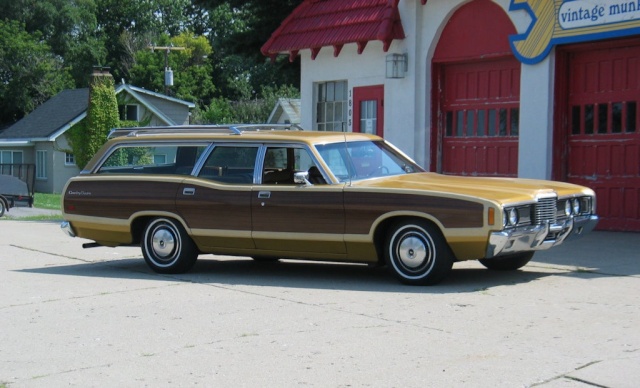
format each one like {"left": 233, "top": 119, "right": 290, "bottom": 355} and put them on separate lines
{"left": 261, "top": 0, "right": 406, "bottom": 61}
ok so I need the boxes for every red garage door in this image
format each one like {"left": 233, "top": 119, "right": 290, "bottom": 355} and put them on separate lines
{"left": 440, "top": 58, "right": 520, "bottom": 177}
{"left": 431, "top": 0, "right": 520, "bottom": 177}
{"left": 564, "top": 40, "right": 640, "bottom": 231}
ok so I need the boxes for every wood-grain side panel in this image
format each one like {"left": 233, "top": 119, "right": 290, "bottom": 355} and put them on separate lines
{"left": 176, "top": 184, "right": 252, "bottom": 231}
{"left": 251, "top": 190, "right": 344, "bottom": 234}
{"left": 345, "top": 191, "right": 484, "bottom": 233}
{"left": 64, "top": 179, "right": 181, "bottom": 219}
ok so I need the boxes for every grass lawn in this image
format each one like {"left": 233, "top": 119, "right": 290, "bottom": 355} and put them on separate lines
{"left": 34, "top": 193, "right": 62, "bottom": 210}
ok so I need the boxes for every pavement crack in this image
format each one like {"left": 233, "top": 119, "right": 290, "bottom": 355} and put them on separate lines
{"left": 529, "top": 360, "right": 605, "bottom": 387}
{"left": 10, "top": 244, "right": 102, "bottom": 263}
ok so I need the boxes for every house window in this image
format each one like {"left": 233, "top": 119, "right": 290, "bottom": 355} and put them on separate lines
{"left": 316, "top": 81, "right": 348, "bottom": 132}
{"left": 119, "top": 104, "right": 139, "bottom": 121}
{"left": 0, "top": 150, "right": 23, "bottom": 175}
{"left": 1, "top": 150, "right": 23, "bottom": 164}
{"left": 65, "top": 153, "right": 76, "bottom": 166}
{"left": 36, "top": 150, "right": 47, "bottom": 179}
{"left": 153, "top": 154, "right": 167, "bottom": 164}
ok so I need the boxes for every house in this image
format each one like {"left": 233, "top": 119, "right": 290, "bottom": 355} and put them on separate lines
{"left": 0, "top": 84, "right": 195, "bottom": 194}
{"left": 261, "top": 0, "right": 640, "bottom": 232}
{"left": 267, "top": 98, "right": 301, "bottom": 124}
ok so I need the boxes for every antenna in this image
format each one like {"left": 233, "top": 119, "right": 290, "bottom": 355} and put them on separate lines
{"left": 148, "top": 44, "right": 185, "bottom": 95}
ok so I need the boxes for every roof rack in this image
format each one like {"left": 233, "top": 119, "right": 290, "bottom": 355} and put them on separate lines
{"left": 107, "top": 124, "right": 304, "bottom": 139}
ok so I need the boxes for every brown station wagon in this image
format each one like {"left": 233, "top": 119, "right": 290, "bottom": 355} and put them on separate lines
{"left": 61, "top": 125, "right": 598, "bottom": 285}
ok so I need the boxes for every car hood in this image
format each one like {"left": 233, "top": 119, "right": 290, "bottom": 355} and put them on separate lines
{"left": 347, "top": 172, "right": 594, "bottom": 205}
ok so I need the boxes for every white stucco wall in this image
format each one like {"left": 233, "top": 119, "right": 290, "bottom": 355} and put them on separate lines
{"left": 300, "top": 0, "right": 554, "bottom": 177}
{"left": 54, "top": 135, "right": 81, "bottom": 194}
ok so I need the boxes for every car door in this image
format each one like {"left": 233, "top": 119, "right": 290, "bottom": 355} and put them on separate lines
{"left": 177, "top": 144, "right": 259, "bottom": 251}
{"left": 251, "top": 144, "right": 346, "bottom": 255}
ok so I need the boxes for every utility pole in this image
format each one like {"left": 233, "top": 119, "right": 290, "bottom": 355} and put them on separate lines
{"left": 149, "top": 45, "right": 185, "bottom": 95}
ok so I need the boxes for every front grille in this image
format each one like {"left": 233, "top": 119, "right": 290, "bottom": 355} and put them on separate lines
{"left": 534, "top": 196, "right": 557, "bottom": 224}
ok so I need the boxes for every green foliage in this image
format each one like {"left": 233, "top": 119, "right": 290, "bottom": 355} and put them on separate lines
{"left": 0, "top": 0, "right": 301, "bottom": 126}
{"left": 129, "top": 32, "right": 215, "bottom": 103}
{"left": 199, "top": 0, "right": 301, "bottom": 101}
{"left": 0, "top": 20, "right": 74, "bottom": 122}
{"left": 196, "top": 84, "right": 299, "bottom": 124}
{"left": 1, "top": 0, "right": 106, "bottom": 87}
{"left": 68, "top": 75, "right": 119, "bottom": 169}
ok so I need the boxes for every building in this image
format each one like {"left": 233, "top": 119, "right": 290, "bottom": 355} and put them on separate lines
{"left": 267, "top": 98, "right": 302, "bottom": 124}
{"left": 0, "top": 84, "right": 195, "bottom": 194}
{"left": 261, "top": 0, "right": 640, "bottom": 231}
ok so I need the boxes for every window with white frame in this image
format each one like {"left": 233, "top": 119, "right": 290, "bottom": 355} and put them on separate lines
{"left": 36, "top": 150, "right": 47, "bottom": 179}
{"left": 119, "top": 104, "right": 139, "bottom": 121}
{"left": 0, "top": 150, "right": 23, "bottom": 175}
{"left": 1, "top": 150, "right": 23, "bottom": 164}
{"left": 65, "top": 152, "right": 76, "bottom": 166}
{"left": 316, "top": 81, "right": 348, "bottom": 132}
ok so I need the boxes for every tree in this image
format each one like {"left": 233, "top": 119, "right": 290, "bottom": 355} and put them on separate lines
{"left": 95, "top": 0, "right": 197, "bottom": 82}
{"left": 0, "top": 20, "right": 74, "bottom": 123}
{"left": 128, "top": 32, "right": 215, "bottom": 104}
{"left": 0, "top": 0, "right": 107, "bottom": 87}
{"left": 195, "top": 0, "right": 302, "bottom": 100}
{"left": 196, "top": 84, "right": 299, "bottom": 124}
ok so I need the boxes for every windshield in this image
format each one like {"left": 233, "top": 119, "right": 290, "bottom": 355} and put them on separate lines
{"left": 315, "top": 140, "right": 424, "bottom": 182}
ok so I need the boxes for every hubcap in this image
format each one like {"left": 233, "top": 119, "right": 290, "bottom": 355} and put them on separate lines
{"left": 152, "top": 227, "right": 176, "bottom": 258}
{"left": 398, "top": 234, "right": 428, "bottom": 269}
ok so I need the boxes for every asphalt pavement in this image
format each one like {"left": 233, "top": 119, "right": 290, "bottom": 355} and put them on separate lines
{"left": 0, "top": 215, "right": 638, "bottom": 387}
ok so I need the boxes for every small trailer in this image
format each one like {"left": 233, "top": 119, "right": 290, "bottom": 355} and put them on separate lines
{"left": 0, "top": 164, "right": 35, "bottom": 217}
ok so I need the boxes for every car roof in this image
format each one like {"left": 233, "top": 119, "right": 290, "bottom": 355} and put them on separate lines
{"left": 107, "top": 125, "right": 381, "bottom": 145}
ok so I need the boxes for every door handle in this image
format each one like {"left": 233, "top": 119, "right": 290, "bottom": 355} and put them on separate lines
{"left": 183, "top": 187, "right": 196, "bottom": 196}
{"left": 258, "top": 191, "right": 271, "bottom": 199}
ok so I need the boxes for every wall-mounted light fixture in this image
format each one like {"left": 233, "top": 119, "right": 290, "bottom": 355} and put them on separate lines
{"left": 386, "top": 53, "right": 408, "bottom": 79}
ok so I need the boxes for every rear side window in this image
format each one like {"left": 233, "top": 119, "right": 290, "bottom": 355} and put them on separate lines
{"left": 97, "top": 145, "right": 207, "bottom": 175}
{"left": 198, "top": 145, "right": 258, "bottom": 184}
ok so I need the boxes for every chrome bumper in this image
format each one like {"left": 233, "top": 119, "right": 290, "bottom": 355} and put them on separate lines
{"left": 60, "top": 221, "right": 76, "bottom": 238}
{"left": 486, "top": 215, "right": 598, "bottom": 258}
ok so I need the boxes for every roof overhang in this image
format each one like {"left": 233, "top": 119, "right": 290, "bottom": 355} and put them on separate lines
{"left": 261, "top": 0, "right": 407, "bottom": 62}
{"left": 48, "top": 112, "right": 87, "bottom": 142}
{"left": 0, "top": 140, "right": 35, "bottom": 147}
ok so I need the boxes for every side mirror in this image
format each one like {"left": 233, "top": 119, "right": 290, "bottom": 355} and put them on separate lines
{"left": 293, "top": 171, "right": 311, "bottom": 186}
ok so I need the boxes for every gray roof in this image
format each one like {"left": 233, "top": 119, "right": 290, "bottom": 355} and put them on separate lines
{"left": 0, "top": 89, "right": 89, "bottom": 140}
{"left": 267, "top": 98, "right": 301, "bottom": 124}
{"left": 0, "top": 85, "right": 196, "bottom": 142}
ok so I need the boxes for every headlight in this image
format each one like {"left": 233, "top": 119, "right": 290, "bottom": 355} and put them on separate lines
{"left": 564, "top": 200, "right": 572, "bottom": 216}
{"left": 572, "top": 198, "right": 581, "bottom": 214}
{"left": 508, "top": 208, "right": 519, "bottom": 226}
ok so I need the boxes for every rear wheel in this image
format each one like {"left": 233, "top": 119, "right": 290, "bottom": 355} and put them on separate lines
{"left": 0, "top": 198, "right": 5, "bottom": 217}
{"left": 479, "top": 252, "right": 534, "bottom": 271}
{"left": 384, "top": 220, "right": 453, "bottom": 285}
{"left": 142, "top": 218, "right": 198, "bottom": 274}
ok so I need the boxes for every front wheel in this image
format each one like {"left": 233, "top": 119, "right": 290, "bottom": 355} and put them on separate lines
{"left": 142, "top": 218, "right": 198, "bottom": 274}
{"left": 479, "top": 252, "right": 534, "bottom": 271}
{"left": 384, "top": 220, "right": 453, "bottom": 285}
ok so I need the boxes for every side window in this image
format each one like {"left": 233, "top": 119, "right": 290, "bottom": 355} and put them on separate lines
{"left": 198, "top": 146, "right": 258, "bottom": 184}
{"left": 317, "top": 146, "right": 349, "bottom": 182}
{"left": 97, "top": 145, "right": 206, "bottom": 175}
{"left": 262, "top": 146, "right": 324, "bottom": 185}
